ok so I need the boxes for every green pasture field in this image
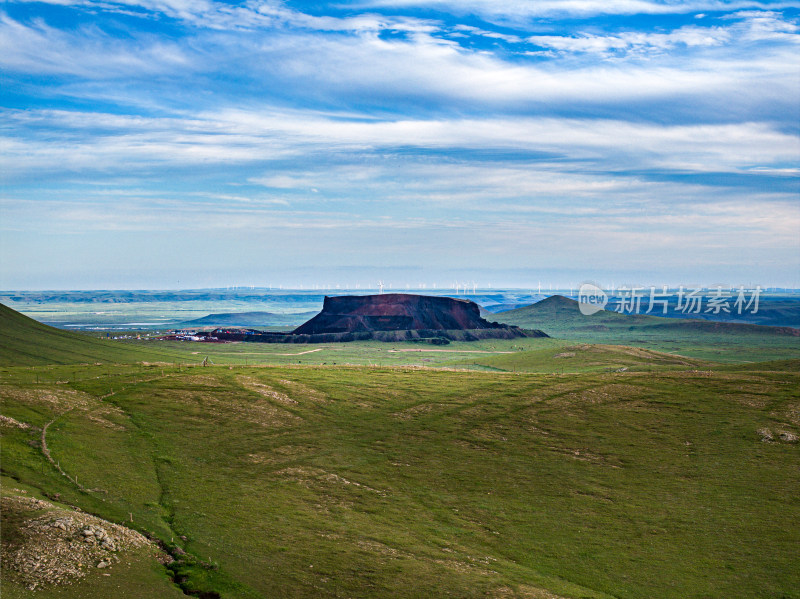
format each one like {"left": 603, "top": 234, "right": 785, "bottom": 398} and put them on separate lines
{"left": 1, "top": 362, "right": 798, "bottom": 598}
{"left": 2, "top": 302, "right": 799, "bottom": 598}
{"left": 494, "top": 296, "right": 800, "bottom": 363}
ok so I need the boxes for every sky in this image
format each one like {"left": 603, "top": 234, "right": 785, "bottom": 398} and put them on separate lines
{"left": 1, "top": 0, "right": 799, "bottom": 290}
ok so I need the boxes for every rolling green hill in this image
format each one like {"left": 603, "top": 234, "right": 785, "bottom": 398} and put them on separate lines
{"left": 495, "top": 295, "right": 800, "bottom": 334}
{"left": 2, "top": 363, "right": 798, "bottom": 598}
{"left": 494, "top": 296, "right": 800, "bottom": 362}
{"left": 0, "top": 303, "right": 187, "bottom": 366}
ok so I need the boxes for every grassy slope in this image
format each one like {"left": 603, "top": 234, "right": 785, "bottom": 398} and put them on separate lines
{"left": 2, "top": 363, "right": 799, "bottom": 599}
{"left": 444, "top": 343, "right": 715, "bottom": 373}
{"left": 0, "top": 303, "right": 193, "bottom": 366}
{"left": 0, "top": 476, "right": 184, "bottom": 599}
{"left": 494, "top": 296, "right": 800, "bottom": 362}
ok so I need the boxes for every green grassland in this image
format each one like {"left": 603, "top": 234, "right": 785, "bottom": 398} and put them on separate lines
{"left": 2, "top": 363, "right": 799, "bottom": 598}
{"left": 2, "top": 303, "right": 800, "bottom": 598}
{"left": 0, "top": 304, "right": 204, "bottom": 367}
{"left": 442, "top": 343, "right": 716, "bottom": 373}
{"left": 493, "top": 296, "right": 800, "bottom": 363}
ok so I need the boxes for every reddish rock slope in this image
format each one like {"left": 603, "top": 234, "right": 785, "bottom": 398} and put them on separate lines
{"left": 293, "top": 294, "right": 507, "bottom": 334}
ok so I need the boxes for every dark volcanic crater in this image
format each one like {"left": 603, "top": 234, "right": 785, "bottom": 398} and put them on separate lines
{"left": 294, "top": 294, "right": 504, "bottom": 334}
{"left": 204, "top": 294, "right": 545, "bottom": 343}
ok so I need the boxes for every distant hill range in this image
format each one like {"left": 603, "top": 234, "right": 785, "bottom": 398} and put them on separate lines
{"left": 494, "top": 293, "right": 800, "bottom": 329}
{"left": 621, "top": 295, "right": 799, "bottom": 328}
{"left": 494, "top": 295, "right": 800, "bottom": 337}
{"left": 181, "top": 311, "right": 316, "bottom": 328}
{"left": 207, "top": 294, "right": 543, "bottom": 343}
{"left": 480, "top": 302, "right": 537, "bottom": 314}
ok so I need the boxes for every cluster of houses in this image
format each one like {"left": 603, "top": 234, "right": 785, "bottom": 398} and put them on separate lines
{"left": 157, "top": 328, "right": 263, "bottom": 342}
{"left": 158, "top": 330, "right": 219, "bottom": 342}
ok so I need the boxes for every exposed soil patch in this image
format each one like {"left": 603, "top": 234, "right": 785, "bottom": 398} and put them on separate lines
{"left": 277, "top": 379, "right": 328, "bottom": 402}
{"left": 392, "top": 402, "right": 448, "bottom": 420}
{"left": 236, "top": 375, "right": 297, "bottom": 405}
{"left": 173, "top": 389, "right": 302, "bottom": 428}
{"left": 490, "top": 585, "right": 569, "bottom": 599}
{"left": 0, "top": 386, "right": 94, "bottom": 412}
{"left": 0, "top": 414, "right": 33, "bottom": 430}
{"left": 246, "top": 444, "right": 316, "bottom": 464}
{"left": 1, "top": 493, "right": 161, "bottom": 591}
{"left": 85, "top": 404, "right": 127, "bottom": 431}
{"left": 273, "top": 467, "right": 386, "bottom": 496}
{"left": 760, "top": 427, "right": 799, "bottom": 443}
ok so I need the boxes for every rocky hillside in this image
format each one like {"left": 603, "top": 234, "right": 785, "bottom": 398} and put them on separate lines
{"left": 293, "top": 294, "right": 510, "bottom": 334}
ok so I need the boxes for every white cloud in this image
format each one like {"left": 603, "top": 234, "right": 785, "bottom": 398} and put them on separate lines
{"left": 351, "top": 0, "right": 800, "bottom": 20}
{"left": 528, "top": 11, "right": 798, "bottom": 56}
{"left": 217, "top": 27, "right": 798, "bottom": 115}
{"left": 451, "top": 24, "right": 523, "bottom": 43}
{"left": 5, "top": 0, "right": 443, "bottom": 33}
{"left": 215, "top": 110, "right": 800, "bottom": 172}
{"left": 0, "top": 12, "right": 190, "bottom": 77}
{"left": 529, "top": 25, "right": 733, "bottom": 54}
{"left": 3, "top": 108, "right": 798, "bottom": 180}
{"left": 2, "top": 7, "right": 797, "bottom": 124}
{"left": 10, "top": 0, "right": 800, "bottom": 27}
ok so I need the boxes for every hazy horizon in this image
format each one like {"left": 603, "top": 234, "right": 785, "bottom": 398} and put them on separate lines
{"left": 3, "top": 282, "right": 798, "bottom": 293}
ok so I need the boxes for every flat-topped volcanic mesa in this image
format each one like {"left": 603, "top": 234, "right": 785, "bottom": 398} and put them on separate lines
{"left": 204, "top": 294, "right": 543, "bottom": 342}
{"left": 294, "top": 293, "right": 506, "bottom": 334}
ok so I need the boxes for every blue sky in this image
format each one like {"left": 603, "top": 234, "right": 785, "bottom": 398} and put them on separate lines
{"left": 1, "top": 0, "right": 799, "bottom": 289}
